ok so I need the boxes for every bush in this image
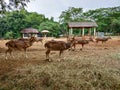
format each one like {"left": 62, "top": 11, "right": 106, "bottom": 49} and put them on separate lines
{"left": 4, "top": 31, "right": 14, "bottom": 39}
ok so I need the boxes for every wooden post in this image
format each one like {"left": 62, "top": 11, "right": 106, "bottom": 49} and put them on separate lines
{"left": 69, "top": 28, "right": 73, "bottom": 35}
{"left": 79, "top": 29, "right": 81, "bottom": 36}
{"left": 71, "top": 28, "right": 73, "bottom": 35}
{"left": 94, "top": 27, "right": 96, "bottom": 36}
{"left": 82, "top": 27, "right": 85, "bottom": 36}
{"left": 22, "top": 34, "right": 24, "bottom": 38}
{"left": 69, "top": 28, "right": 70, "bottom": 35}
{"left": 89, "top": 28, "right": 91, "bottom": 36}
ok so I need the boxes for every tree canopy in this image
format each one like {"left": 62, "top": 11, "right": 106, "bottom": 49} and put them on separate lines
{"left": 0, "top": 1, "right": 120, "bottom": 39}
{"left": 59, "top": 6, "right": 120, "bottom": 35}
{"left": 83, "top": 6, "right": 120, "bottom": 34}
{"left": 0, "top": 9, "right": 61, "bottom": 38}
{"left": 0, "top": 0, "right": 30, "bottom": 14}
{"left": 59, "top": 7, "right": 84, "bottom": 23}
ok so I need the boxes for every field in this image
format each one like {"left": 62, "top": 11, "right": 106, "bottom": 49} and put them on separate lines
{"left": 0, "top": 37, "right": 120, "bottom": 90}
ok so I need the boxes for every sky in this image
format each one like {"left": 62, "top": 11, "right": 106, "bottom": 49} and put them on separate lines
{"left": 26, "top": 0, "right": 120, "bottom": 21}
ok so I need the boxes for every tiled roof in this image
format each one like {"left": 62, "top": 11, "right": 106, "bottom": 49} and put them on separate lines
{"left": 21, "top": 28, "right": 39, "bottom": 34}
{"left": 68, "top": 22, "right": 98, "bottom": 28}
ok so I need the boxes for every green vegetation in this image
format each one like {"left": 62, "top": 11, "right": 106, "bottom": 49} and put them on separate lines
{"left": 0, "top": 5, "right": 120, "bottom": 38}
{"left": 83, "top": 7, "right": 120, "bottom": 34}
{"left": 0, "top": 9, "right": 61, "bottom": 38}
{"left": 0, "top": 0, "right": 30, "bottom": 14}
{"left": 59, "top": 6, "right": 120, "bottom": 35}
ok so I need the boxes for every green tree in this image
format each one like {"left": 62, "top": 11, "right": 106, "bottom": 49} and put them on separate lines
{"left": 84, "top": 6, "right": 120, "bottom": 34}
{"left": 110, "top": 18, "right": 120, "bottom": 34}
{"left": 4, "top": 31, "right": 14, "bottom": 39}
{"left": 59, "top": 7, "right": 84, "bottom": 35}
{"left": 39, "top": 21, "right": 61, "bottom": 37}
{"left": 4, "top": 11, "right": 27, "bottom": 38}
{"left": 0, "top": 0, "right": 31, "bottom": 14}
{"left": 59, "top": 7, "right": 83, "bottom": 23}
{"left": 0, "top": 9, "right": 48, "bottom": 38}
{"left": 25, "top": 12, "right": 45, "bottom": 29}
{"left": 0, "top": 17, "right": 8, "bottom": 38}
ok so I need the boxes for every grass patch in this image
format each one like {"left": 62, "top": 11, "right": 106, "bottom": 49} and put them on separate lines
{"left": 0, "top": 57, "right": 120, "bottom": 90}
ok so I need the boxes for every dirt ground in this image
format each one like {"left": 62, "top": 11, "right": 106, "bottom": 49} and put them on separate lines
{"left": 0, "top": 38, "right": 120, "bottom": 90}
{"left": 0, "top": 37, "right": 120, "bottom": 74}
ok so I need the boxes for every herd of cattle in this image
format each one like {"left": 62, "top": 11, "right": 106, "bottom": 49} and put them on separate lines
{"left": 5, "top": 36, "right": 111, "bottom": 61}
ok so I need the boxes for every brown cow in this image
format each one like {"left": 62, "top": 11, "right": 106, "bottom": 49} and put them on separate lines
{"left": 5, "top": 37, "right": 37, "bottom": 59}
{"left": 95, "top": 36, "right": 111, "bottom": 44}
{"left": 44, "top": 38, "right": 75, "bottom": 61}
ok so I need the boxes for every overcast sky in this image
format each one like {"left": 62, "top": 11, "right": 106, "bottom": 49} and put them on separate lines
{"left": 26, "top": 0, "right": 120, "bottom": 21}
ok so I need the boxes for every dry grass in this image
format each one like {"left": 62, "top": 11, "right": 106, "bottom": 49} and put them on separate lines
{"left": 0, "top": 38, "right": 120, "bottom": 90}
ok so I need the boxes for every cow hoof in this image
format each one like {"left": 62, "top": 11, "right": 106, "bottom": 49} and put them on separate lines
{"left": 46, "top": 59, "right": 52, "bottom": 62}
{"left": 80, "top": 48, "right": 82, "bottom": 51}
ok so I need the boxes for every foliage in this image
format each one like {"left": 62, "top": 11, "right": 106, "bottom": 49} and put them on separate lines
{"left": 39, "top": 21, "right": 61, "bottom": 37}
{"left": 83, "top": 6, "right": 120, "bottom": 34}
{"left": 59, "top": 6, "right": 120, "bottom": 35}
{"left": 59, "top": 7, "right": 85, "bottom": 35}
{"left": 0, "top": 0, "right": 30, "bottom": 14}
{"left": 0, "top": 6, "right": 120, "bottom": 39}
{"left": 0, "top": 10, "right": 27, "bottom": 38}
{"left": 110, "top": 18, "right": 120, "bottom": 34}
{"left": 59, "top": 7, "right": 84, "bottom": 23}
{"left": 25, "top": 12, "right": 46, "bottom": 28}
{"left": 4, "top": 31, "right": 14, "bottom": 39}
{"left": 0, "top": 9, "right": 51, "bottom": 38}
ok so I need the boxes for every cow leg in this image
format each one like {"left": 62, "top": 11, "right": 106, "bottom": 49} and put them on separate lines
{"left": 59, "top": 50, "right": 63, "bottom": 57}
{"left": 96, "top": 41, "right": 98, "bottom": 45}
{"left": 59, "top": 50, "right": 63, "bottom": 61}
{"left": 102, "top": 41, "right": 104, "bottom": 44}
{"left": 46, "top": 49, "right": 50, "bottom": 61}
{"left": 80, "top": 44, "right": 84, "bottom": 50}
{"left": 24, "top": 49, "right": 28, "bottom": 58}
{"left": 73, "top": 44, "right": 76, "bottom": 50}
{"left": 40, "top": 40, "right": 43, "bottom": 45}
{"left": 5, "top": 48, "right": 13, "bottom": 59}
{"left": 5, "top": 49, "right": 9, "bottom": 59}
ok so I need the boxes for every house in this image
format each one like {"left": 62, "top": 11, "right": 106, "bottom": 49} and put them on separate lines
{"left": 20, "top": 28, "right": 40, "bottom": 38}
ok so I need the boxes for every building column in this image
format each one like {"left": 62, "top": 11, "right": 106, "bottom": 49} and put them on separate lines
{"left": 79, "top": 29, "right": 81, "bottom": 36}
{"left": 82, "top": 27, "right": 85, "bottom": 36}
{"left": 89, "top": 28, "right": 91, "bottom": 36}
{"left": 22, "top": 34, "right": 24, "bottom": 38}
{"left": 69, "top": 28, "right": 73, "bottom": 35}
{"left": 94, "top": 27, "right": 96, "bottom": 36}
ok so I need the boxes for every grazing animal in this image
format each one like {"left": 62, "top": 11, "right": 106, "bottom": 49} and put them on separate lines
{"left": 44, "top": 38, "right": 75, "bottom": 61}
{"left": 68, "top": 36, "right": 93, "bottom": 50}
{"left": 5, "top": 37, "right": 37, "bottom": 59}
{"left": 95, "top": 36, "right": 111, "bottom": 44}
{"left": 37, "top": 38, "right": 43, "bottom": 44}
{"left": 72, "top": 39, "right": 89, "bottom": 50}
{"left": 87, "top": 37, "right": 94, "bottom": 42}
